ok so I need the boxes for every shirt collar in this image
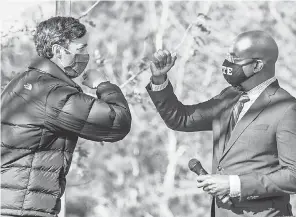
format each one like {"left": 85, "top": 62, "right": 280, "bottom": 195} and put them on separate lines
{"left": 246, "top": 77, "right": 277, "bottom": 101}
{"left": 28, "top": 57, "right": 82, "bottom": 91}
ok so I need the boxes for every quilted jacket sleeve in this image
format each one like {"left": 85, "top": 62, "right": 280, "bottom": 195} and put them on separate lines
{"left": 45, "top": 81, "right": 131, "bottom": 142}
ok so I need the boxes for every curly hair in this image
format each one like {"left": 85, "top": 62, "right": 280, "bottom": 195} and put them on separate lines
{"left": 34, "top": 16, "right": 86, "bottom": 59}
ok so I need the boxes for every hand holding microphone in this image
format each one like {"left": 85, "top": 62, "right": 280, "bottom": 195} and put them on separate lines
{"left": 188, "top": 158, "right": 233, "bottom": 206}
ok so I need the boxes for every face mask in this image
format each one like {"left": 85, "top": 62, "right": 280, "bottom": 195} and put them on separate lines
{"left": 59, "top": 47, "right": 90, "bottom": 78}
{"left": 222, "top": 59, "right": 257, "bottom": 86}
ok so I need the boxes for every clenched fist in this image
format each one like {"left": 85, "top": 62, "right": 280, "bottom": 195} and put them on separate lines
{"left": 150, "top": 49, "right": 177, "bottom": 84}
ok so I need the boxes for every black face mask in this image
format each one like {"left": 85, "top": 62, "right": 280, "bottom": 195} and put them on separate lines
{"left": 58, "top": 46, "right": 90, "bottom": 78}
{"left": 64, "top": 53, "right": 90, "bottom": 78}
{"left": 222, "top": 59, "right": 257, "bottom": 86}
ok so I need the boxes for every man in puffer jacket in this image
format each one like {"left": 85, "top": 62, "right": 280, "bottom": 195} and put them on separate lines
{"left": 1, "top": 16, "right": 132, "bottom": 217}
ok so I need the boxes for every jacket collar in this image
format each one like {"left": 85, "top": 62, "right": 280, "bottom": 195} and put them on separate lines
{"left": 28, "top": 57, "right": 82, "bottom": 91}
{"left": 265, "top": 79, "right": 279, "bottom": 96}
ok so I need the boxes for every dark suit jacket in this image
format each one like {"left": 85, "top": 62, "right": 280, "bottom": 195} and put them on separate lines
{"left": 146, "top": 80, "right": 296, "bottom": 217}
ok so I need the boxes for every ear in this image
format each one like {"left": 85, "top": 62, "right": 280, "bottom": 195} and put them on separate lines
{"left": 52, "top": 44, "right": 61, "bottom": 58}
{"left": 253, "top": 60, "right": 264, "bottom": 73}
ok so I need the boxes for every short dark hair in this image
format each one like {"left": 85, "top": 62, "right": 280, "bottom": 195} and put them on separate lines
{"left": 34, "top": 16, "right": 86, "bottom": 59}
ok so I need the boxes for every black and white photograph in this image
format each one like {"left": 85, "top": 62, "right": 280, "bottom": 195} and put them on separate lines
{"left": 1, "top": 1, "right": 296, "bottom": 217}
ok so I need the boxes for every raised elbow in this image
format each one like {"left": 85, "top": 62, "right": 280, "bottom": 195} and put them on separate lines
{"left": 116, "top": 115, "right": 132, "bottom": 140}
{"left": 105, "top": 108, "right": 132, "bottom": 142}
{"left": 163, "top": 116, "right": 186, "bottom": 131}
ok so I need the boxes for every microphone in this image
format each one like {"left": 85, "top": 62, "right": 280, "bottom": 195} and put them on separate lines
{"left": 188, "top": 158, "right": 232, "bottom": 206}
{"left": 188, "top": 159, "right": 208, "bottom": 175}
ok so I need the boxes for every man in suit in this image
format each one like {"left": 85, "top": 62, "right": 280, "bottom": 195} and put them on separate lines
{"left": 146, "top": 30, "right": 296, "bottom": 216}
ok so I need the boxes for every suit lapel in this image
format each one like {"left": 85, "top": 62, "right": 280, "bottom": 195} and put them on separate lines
{"left": 219, "top": 87, "right": 272, "bottom": 163}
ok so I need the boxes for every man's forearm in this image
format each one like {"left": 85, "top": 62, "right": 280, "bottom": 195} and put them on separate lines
{"left": 239, "top": 168, "right": 296, "bottom": 201}
{"left": 146, "top": 79, "right": 214, "bottom": 131}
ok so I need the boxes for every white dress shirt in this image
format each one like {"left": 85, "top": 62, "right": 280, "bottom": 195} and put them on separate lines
{"left": 150, "top": 76, "right": 277, "bottom": 197}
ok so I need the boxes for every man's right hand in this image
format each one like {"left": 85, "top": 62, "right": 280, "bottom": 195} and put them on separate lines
{"left": 150, "top": 49, "right": 177, "bottom": 85}
{"left": 82, "top": 69, "right": 108, "bottom": 89}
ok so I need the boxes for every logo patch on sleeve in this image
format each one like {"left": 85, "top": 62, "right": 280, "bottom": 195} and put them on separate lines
{"left": 24, "top": 83, "right": 32, "bottom": 90}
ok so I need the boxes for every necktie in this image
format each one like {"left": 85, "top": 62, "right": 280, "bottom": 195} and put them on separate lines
{"left": 224, "top": 93, "right": 250, "bottom": 149}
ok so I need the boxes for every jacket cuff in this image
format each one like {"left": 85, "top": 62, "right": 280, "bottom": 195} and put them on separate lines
{"left": 238, "top": 173, "right": 261, "bottom": 201}
{"left": 96, "top": 82, "right": 122, "bottom": 100}
{"left": 150, "top": 77, "right": 169, "bottom": 91}
{"left": 146, "top": 80, "right": 174, "bottom": 101}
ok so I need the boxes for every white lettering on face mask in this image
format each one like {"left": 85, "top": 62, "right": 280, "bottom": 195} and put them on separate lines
{"left": 222, "top": 66, "right": 233, "bottom": 75}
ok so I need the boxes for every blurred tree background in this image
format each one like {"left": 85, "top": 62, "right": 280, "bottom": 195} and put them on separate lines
{"left": 1, "top": 1, "right": 296, "bottom": 217}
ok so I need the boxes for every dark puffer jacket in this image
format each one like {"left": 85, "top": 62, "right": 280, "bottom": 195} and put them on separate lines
{"left": 1, "top": 57, "right": 132, "bottom": 217}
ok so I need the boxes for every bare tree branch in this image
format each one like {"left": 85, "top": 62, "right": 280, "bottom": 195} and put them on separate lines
{"left": 56, "top": 0, "right": 71, "bottom": 16}
{"left": 1, "top": 27, "right": 35, "bottom": 39}
{"left": 78, "top": 0, "right": 101, "bottom": 19}
{"left": 173, "top": 23, "right": 193, "bottom": 52}
{"left": 119, "top": 65, "right": 150, "bottom": 89}
{"left": 148, "top": 1, "right": 158, "bottom": 34}
{"left": 155, "top": 1, "right": 169, "bottom": 50}
{"left": 174, "top": 38, "right": 193, "bottom": 97}
{"left": 162, "top": 130, "right": 178, "bottom": 200}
